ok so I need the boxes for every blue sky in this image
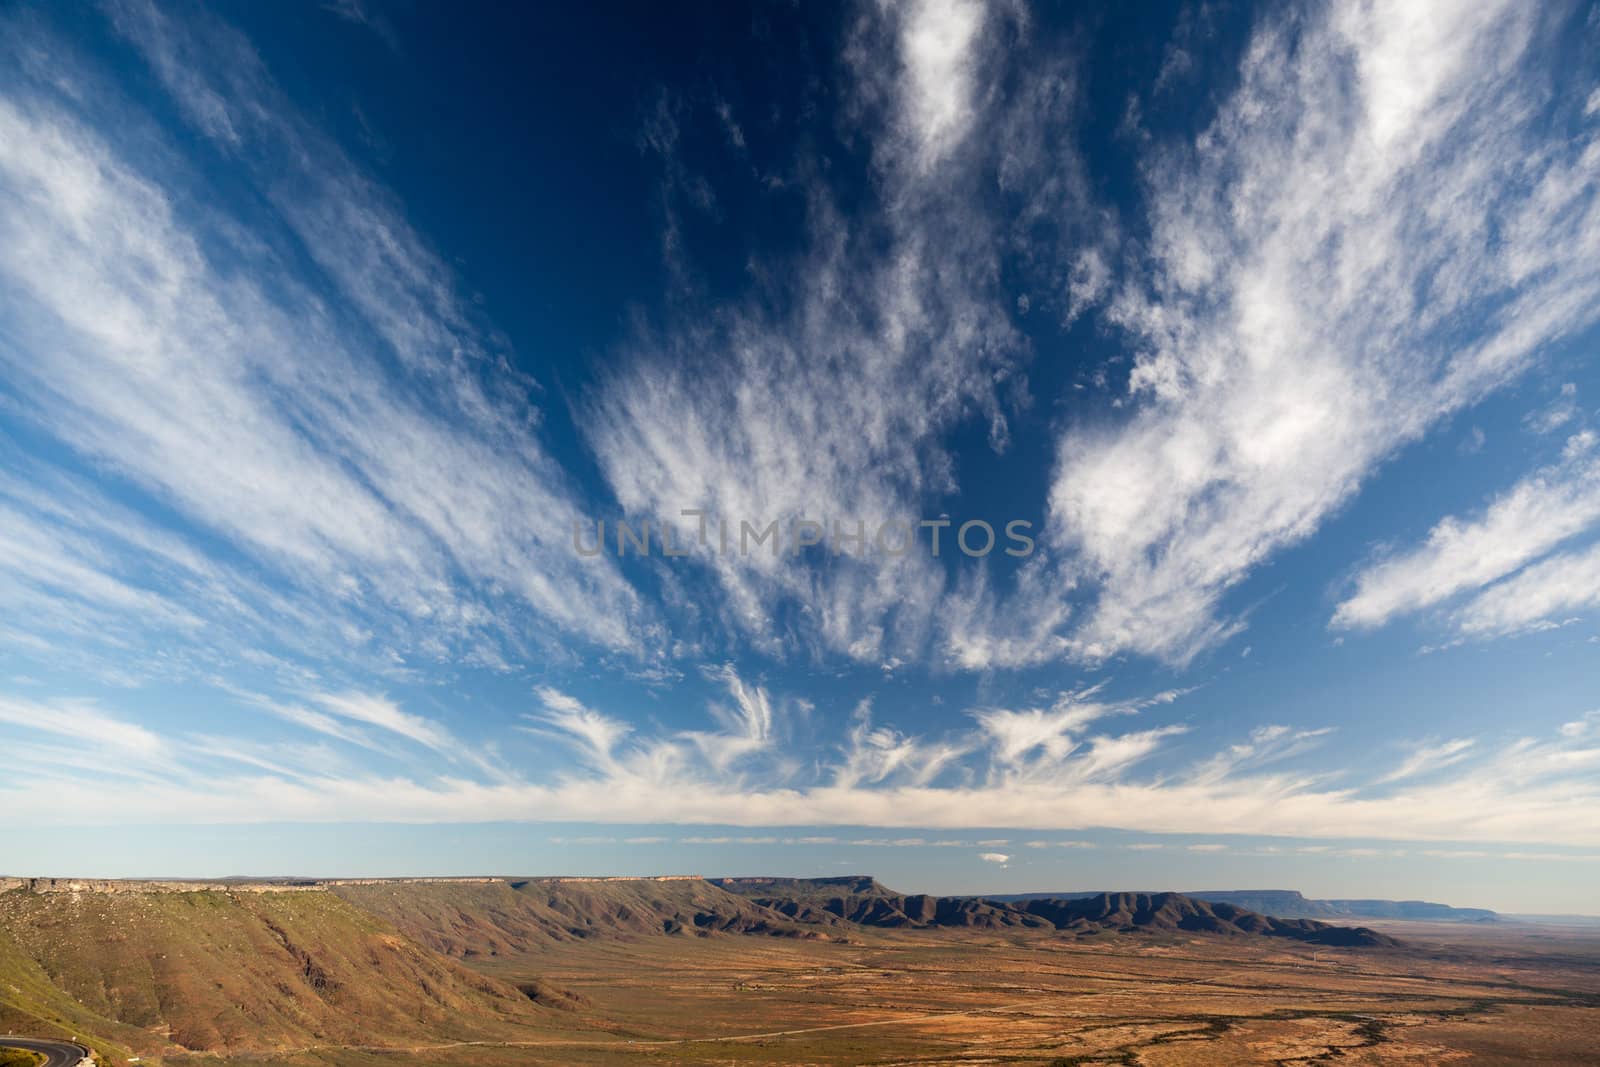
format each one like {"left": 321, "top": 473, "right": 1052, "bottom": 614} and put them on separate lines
{"left": 1, "top": 0, "right": 1598, "bottom": 914}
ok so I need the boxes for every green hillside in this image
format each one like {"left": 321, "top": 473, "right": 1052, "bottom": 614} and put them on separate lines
{"left": 330, "top": 877, "right": 830, "bottom": 959}
{"left": 0, "top": 919, "right": 152, "bottom": 1062}
{"left": 0, "top": 887, "right": 547, "bottom": 1056}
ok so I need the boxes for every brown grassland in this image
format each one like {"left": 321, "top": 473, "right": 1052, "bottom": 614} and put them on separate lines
{"left": 179, "top": 920, "right": 1599, "bottom": 1066}
{"left": 3, "top": 880, "right": 1596, "bottom": 1066}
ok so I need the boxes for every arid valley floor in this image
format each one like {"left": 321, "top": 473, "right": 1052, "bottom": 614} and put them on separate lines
{"left": 2, "top": 877, "right": 1596, "bottom": 1066}
{"left": 457, "top": 921, "right": 1600, "bottom": 1065}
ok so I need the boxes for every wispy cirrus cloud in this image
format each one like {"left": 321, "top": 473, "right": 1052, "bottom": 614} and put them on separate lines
{"left": 14, "top": 0, "right": 1592, "bottom": 686}
{"left": 894, "top": 0, "right": 988, "bottom": 170}
{"left": 584, "top": 0, "right": 1037, "bottom": 666}
{"left": 0, "top": 695, "right": 166, "bottom": 757}
{"left": 524, "top": 668, "right": 797, "bottom": 789}
{"left": 834, "top": 699, "right": 972, "bottom": 790}
{"left": 523, "top": 689, "right": 635, "bottom": 777}
{"left": 972, "top": 685, "right": 1128, "bottom": 770}
{"left": 3, "top": 674, "right": 1597, "bottom": 850}
{"left": 1020, "top": 0, "right": 1600, "bottom": 666}
{"left": 1, "top": 0, "right": 1598, "bottom": 895}
{"left": 0, "top": 2, "right": 643, "bottom": 688}
{"left": 1453, "top": 540, "right": 1600, "bottom": 639}
{"left": 1335, "top": 431, "right": 1600, "bottom": 633}
{"left": 1379, "top": 738, "right": 1477, "bottom": 784}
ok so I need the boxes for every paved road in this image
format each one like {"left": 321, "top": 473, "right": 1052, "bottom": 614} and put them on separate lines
{"left": 0, "top": 1038, "right": 87, "bottom": 1067}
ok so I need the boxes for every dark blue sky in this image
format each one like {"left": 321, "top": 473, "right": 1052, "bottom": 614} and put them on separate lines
{"left": 1, "top": 0, "right": 1598, "bottom": 911}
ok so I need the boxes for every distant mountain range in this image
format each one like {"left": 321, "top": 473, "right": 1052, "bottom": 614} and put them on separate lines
{"left": 710, "top": 876, "right": 1398, "bottom": 946}
{"left": 322, "top": 875, "right": 1400, "bottom": 952}
{"left": 985, "top": 887, "right": 1499, "bottom": 923}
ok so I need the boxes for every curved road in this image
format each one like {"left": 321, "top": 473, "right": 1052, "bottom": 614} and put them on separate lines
{"left": 0, "top": 1038, "right": 87, "bottom": 1067}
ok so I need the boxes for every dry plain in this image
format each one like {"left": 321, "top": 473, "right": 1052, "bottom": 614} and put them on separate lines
{"left": 5, "top": 879, "right": 1597, "bottom": 1067}
{"left": 182, "top": 920, "right": 1600, "bottom": 1066}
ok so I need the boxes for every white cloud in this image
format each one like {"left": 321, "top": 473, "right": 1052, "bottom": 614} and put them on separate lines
{"left": 528, "top": 669, "right": 801, "bottom": 791}
{"left": 1334, "top": 439, "right": 1600, "bottom": 630}
{"left": 1069, "top": 726, "right": 1189, "bottom": 783}
{"left": 4, "top": 0, "right": 1594, "bottom": 689}
{"left": 682, "top": 665, "right": 778, "bottom": 771}
{"left": 1559, "top": 710, "right": 1600, "bottom": 740}
{"left": 896, "top": 0, "right": 987, "bottom": 168}
{"left": 978, "top": 851, "right": 1010, "bottom": 864}
{"left": 973, "top": 689, "right": 1125, "bottom": 770}
{"left": 582, "top": 0, "right": 1042, "bottom": 668}
{"left": 834, "top": 700, "right": 970, "bottom": 789}
{"left": 257, "top": 701, "right": 388, "bottom": 753}
{"left": 306, "top": 691, "right": 506, "bottom": 781}
{"left": 1031, "top": 0, "right": 1600, "bottom": 665}
{"left": 1454, "top": 540, "right": 1600, "bottom": 638}
{"left": 0, "top": 464, "right": 391, "bottom": 689}
{"left": 1525, "top": 383, "right": 1580, "bottom": 435}
{"left": 0, "top": 696, "right": 165, "bottom": 756}
{"left": 1188, "top": 724, "right": 1333, "bottom": 785}
{"left": 526, "top": 688, "right": 634, "bottom": 776}
{"left": 3, "top": 3, "right": 1598, "bottom": 876}
{"left": 0, "top": 4, "right": 644, "bottom": 688}
{"left": 1379, "top": 738, "right": 1476, "bottom": 783}
{"left": 5, "top": 675, "right": 1596, "bottom": 852}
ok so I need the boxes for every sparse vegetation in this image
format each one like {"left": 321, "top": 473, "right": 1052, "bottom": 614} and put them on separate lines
{"left": 0, "top": 885, "right": 560, "bottom": 1057}
{"left": 2, "top": 879, "right": 1597, "bottom": 1065}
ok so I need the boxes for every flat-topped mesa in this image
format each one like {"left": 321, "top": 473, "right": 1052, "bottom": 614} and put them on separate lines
{"left": 711, "top": 875, "right": 886, "bottom": 895}
{"left": 0, "top": 874, "right": 709, "bottom": 895}
{"left": 518, "top": 875, "right": 704, "bottom": 883}
{"left": 314, "top": 877, "right": 505, "bottom": 887}
{"left": 4, "top": 877, "right": 326, "bottom": 894}
{"left": 0, "top": 876, "right": 484, "bottom": 895}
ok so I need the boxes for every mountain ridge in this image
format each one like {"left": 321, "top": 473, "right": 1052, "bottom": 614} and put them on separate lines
{"left": 710, "top": 877, "right": 1400, "bottom": 946}
{"left": 0, "top": 875, "right": 1498, "bottom": 922}
{"left": 985, "top": 887, "right": 1499, "bottom": 922}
